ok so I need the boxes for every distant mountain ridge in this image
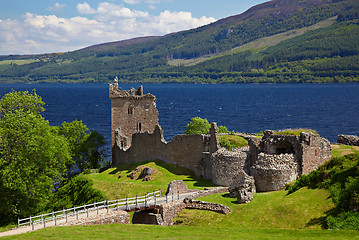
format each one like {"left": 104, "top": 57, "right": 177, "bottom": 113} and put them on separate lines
{"left": 0, "top": 0, "right": 358, "bottom": 83}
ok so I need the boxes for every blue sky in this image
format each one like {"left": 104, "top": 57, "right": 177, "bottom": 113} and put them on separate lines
{"left": 0, "top": 0, "right": 268, "bottom": 55}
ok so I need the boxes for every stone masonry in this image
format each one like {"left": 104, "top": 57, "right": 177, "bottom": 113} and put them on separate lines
{"left": 110, "top": 78, "right": 159, "bottom": 163}
{"left": 110, "top": 82, "right": 332, "bottom": 192}
{"left": 338, "top": 134, "right": 359, "bottom": 146}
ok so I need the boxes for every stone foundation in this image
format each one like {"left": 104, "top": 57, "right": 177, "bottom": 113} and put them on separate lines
{"left": 59, "top": 210, "right": 130, "bottom": 226}
{"left": 211, "top": 149, "right": 248, "bottom": 186}
{"left": 184, "top": 199, "right": 231, "bottom": 214}
{"left": 250, "top": 153, "right": 298, "bottom": 192}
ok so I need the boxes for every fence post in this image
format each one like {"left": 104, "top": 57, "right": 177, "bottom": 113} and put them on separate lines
{"left": 29, "top": 215, "right": 31, "bottom": 228}
{"left": 76, "top": 209, "right": 78, "bottom": 220}
{"left": 95, "top": 201, "right": 98, "bottom": 215}
{"left": 126, "top": 196, "right": 129, "bottom": 211}
{"left": 172, "top": 192, "right": 174, "bottom": 202}
{"left": 32, "top": 219, "right": 34, "bottom": 231}
{"left": 154, "top": 193, "right": 157, "bottom": 206}
{"left": 159, "top": 189, "right": 161, "bottom": 197}
{"left": 116, "top": 198, "right": 119, "bottom": 211}
{"left": 66, "top": 210, "right": 68, "bottom": 223}
{"left": 145, "top": 194, "right": 147, "bottom": 208}
{"left": 136, "top": 195, "right": 138, "bottom": 209}
{"left": 107, "top": 200, "right": 109, "bottom": 214}
{"left": 17, "top": 217, "right": 19, "bottom": 228}
{"left": 52, "top": 211, "right": 55, "bottom": 221}
{"left": 55, "top": 215, "right": 57, "bottom": 226}
{"left": 41, "top": 212, "right": 43, "bottom": 224}
{"left": 43, "top": 218, "right": 46, "bottom": 228}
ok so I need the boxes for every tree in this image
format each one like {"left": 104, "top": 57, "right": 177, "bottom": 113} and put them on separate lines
{"left": 0, "top": 90, "right": 107, "bottom": 223}
{"left": 184, "top": 116, "right": 231, "bottom": 134}
{"left": 81, "top": 131, "right": 107, "bottom": 170}
{"left": 184, "top": 117, "right": 211, "bottom": 134}
{"left": 50, "top": 176, "right": 105, "bottom": 211}
{"left": 0, "top": 108, "right": 70, "bottom": 222}
{"left": 58, "top": 120, "right": 88, "bottom": 178}
{"left": 0, "top": 89, "right": 45, "bottom": 115}
{"left": 58, "top": 121, "right": 107, "bottom": 177}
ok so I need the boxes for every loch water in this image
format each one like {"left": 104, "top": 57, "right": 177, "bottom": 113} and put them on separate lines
{"left": 0, "top": 83, "right": 358, "bottom": 150}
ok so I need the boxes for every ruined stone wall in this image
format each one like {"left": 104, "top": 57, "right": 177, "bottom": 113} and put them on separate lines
{"left": 113, "top": 124, "right": 210, "bottom": 177}
{"left": 300, "top": 132, "right": 332, "bottom": 175}
{"left": 157, "top": 200, "right": 185, "bottom": 226}
{"left": 250, "top": 153, "right": 297, "bottom": 192}
{"left": 211, "top": 149, "right": 248, "bottom": 186}
{"left": 184, "top": 199, "right": 231, "bottom": 214}
{"left": 338, "top": 134, "right": 359, "bottom": 146}
{"left": 110, "top": 85, "right": 159, "bottom": 163}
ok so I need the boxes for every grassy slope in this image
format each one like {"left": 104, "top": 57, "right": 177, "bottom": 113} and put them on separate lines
{"left": 167, "top": 17, "right": 337, "bottom": 67}
{"left": 85, "top": 160, "right": 215, "bottom": 200}
{"left": 2, "top": 147, "right": 359, "bottom": 239}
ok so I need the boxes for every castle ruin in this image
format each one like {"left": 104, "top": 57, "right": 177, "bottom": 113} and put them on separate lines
{"left": 110, "top": 82, "right": 332, "bottom": 192}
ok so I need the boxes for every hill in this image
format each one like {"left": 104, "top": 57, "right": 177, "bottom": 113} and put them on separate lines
{"left": 0, "top": 0, "right": 358, "bottom": 83}
{"left": 1, "top": 145, "right": 359, "bottom": 238}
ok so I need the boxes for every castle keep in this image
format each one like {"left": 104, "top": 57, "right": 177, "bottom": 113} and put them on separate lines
{"left": 110, "top": 82, "right": 332, "bottom": 192}
{"left": 110, "top": 78, "right": 159, "bottom": 162}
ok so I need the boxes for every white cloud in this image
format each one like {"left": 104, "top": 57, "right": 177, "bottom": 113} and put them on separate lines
{"left": 0, "top": 2, "right": 216, "bottom": 55}
{"left": 48, "top": 3, "right": 66, "bottom": 11}
{"left": 96, "top": 2, "right": 149, "bottom": 20}
{"left": 77, "top": 2, "right": 97, "bottom": 15}
{"left": 123, "top": 0, "right": 142, "bottom": 4}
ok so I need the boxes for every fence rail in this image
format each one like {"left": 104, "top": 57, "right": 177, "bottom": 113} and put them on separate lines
{"left": 18, "top": 189, "right": 163, "bottom": 230}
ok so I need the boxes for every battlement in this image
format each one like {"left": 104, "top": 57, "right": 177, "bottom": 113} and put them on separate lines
{"left": 109, "top": 77, "right": 147, "bottom": 99}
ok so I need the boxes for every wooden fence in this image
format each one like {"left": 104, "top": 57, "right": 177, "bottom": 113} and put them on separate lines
{"left": 17, "top": 189, "right": 163, "bottom": 230}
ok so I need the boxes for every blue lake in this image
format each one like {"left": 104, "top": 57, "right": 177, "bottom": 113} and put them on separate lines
{"left": 0, "top": 83, "right": 358, "bottom": 151}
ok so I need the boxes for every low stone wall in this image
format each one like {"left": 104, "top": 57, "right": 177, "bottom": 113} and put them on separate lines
{"left": 250, "top": 153, "right": 298, "bottom": 192}
{"left": 156, "top": 200, "right": 185, "bottom": 226}
{"left": 338, "top": 135, "right": 359, "bottom": 146}
{"left": 211, "top": 149, "right": 248, "bottom": 186}
{"left": 165, "top": 180, "right": 197, "bottom": 196}
{"left": 189, "top": 187, "right": 229, "bottom": 200}
{"left": 59, "top": 210, "right": 130, "bottom": 226}
{"left": 184, "top": 199, "right": 231, "bottom": 214}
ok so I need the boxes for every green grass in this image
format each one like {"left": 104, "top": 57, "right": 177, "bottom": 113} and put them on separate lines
{"left": 167, "top": 17, "right": 337, "bottom": 67}
{"left": 1, "top": 225, "right": 358, "bottom": 240}
{"left": 219, "top": 134, "right": 248, "bottom": 150}
{"left": 274, "top": 128, "right": 318, "bottom": 136}
{"left": 2, "top": 158, "right": 358, "bottom": 239}
{"left": 0, "top": 59, "right": 39, "bottom": 66}
{"left": 174, "top": 188, "right": 334, "bottom": 229}
{"left": 84, "top": 160, "right": 214, "bottom": 200}
{"left": 331, "top": 144, "right": 359, "bottom": 158}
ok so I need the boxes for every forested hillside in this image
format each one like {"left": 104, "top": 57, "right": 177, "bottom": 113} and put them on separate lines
{"left": 0, "top": 0, "right": 358, "bottom": 83}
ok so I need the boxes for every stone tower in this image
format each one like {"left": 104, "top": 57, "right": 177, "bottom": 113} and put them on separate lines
{"left": 109, "top": 78, "right": 159, "bottom": 162}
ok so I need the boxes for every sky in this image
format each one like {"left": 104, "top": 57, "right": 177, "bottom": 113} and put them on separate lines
{"left": 0, "top": 0, "right": 269, "bottom": 55}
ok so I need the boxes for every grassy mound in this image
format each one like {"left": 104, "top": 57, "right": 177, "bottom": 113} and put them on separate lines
{"left": 286, "top": 153, "right": 359, "bottom": 230}
{"left": 274, "top": 128, "right": 319, "bottom": 136}
{"left": 219, "top": 135, "right": 248, "bottom": 150}
{"left": 83, "top": 160, "right": 214, "bottom": 200}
